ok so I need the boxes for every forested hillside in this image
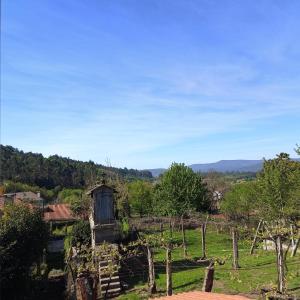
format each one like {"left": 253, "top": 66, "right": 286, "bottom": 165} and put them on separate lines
{"left": 0, "top": 145, "right": 152, "bottom": 189}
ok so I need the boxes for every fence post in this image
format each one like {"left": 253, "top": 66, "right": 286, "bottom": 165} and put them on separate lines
{"left": 202, "top": 261, "right": 214, "bottom": 292}
{"left": 166, "top": 244, "right": 172, "bottom": 296}
{"left": 232, "top": 228, "right": 240, "bottom": 269}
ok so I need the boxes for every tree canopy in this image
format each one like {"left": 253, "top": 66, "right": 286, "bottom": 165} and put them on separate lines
{"left": 221, "top": 180, "right": 257, "bottom": 221}
{"left": 0, "top": 204, "right": 48, "bottom": 297}
{"left": 256, "top": 153, "right": 300, "bottom": 222}
{"left": 128, "top": 180, "right": 153, "bottom": 217}
{"left": 0, "top": 145, "right": 152, "bottom": 190}
{"left": 154, "top": 163, "right": 208, "bottom": 216}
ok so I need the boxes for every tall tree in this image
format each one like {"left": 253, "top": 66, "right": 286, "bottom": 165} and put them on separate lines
{"left": 154, "top": 163, "right": 208, "bottom": 217}
{"left": 221, "top": 181, "right": 257, "bottom": 223}
{"left": 256, "top": 153, "right": 300, "bottom": 293}
{"left": 127, "top": 180, "right": 153, "bottom": 217}
{"left": 154, "top": 163, "right": 208, "bottom": 257}
{"left": 0, "top": 204, "right": 49, "bottom": 298}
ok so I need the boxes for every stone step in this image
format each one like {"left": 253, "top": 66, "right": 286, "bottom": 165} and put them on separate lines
{"left": 99, "top": 259, "right": 113, "bottom": 266}
{"left": 99, "top": 265, "right": 118, "bottom": 272}
{"left": 100, "top": 281, "right": 120, "bottom": 290}
{"left": 103, "top": 287, "right": 121, "bottom": 294}
{"left": 100, "top": 275, "right": 120, "bottom": 283}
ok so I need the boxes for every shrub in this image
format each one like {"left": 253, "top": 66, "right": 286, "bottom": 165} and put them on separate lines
{"left": 70, "top": 220, "right": 91, "bottom": 247}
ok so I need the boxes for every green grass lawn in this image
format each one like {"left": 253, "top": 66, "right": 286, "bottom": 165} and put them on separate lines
{"left": 118, "top": 226, "right": 300, "bottom": 299}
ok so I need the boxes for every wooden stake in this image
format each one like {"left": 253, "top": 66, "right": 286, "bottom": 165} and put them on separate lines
{"left": 250, "top": 220, "right": 263, "bottom": 255}
{"left": 291, "top": 238, "right": 299, "bottom": 257}
{"left": 202, "top": 261, "right": 215, "bottom": 292}
{"left": 275, "top": 235, "right": 286, "bottom": 293}
{"left": 181, "top": 216, "right": 187, "bottom": 258}
{"left": 201, "top": 223, "right": 206, "bottom": 259}
{"left": 166, "top": 244, "right": 172, "bottom": 296}
{"left": 232, "top": 228, "right": 240, "bottom": 269}
{"left": 200, "top": 216, "right": 209, "bottom": 259}
{"left": 147, "top": 245, "right": 156, "bottom": 294}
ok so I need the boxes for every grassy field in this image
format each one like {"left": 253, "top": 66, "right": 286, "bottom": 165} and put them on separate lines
{"left": 117, "top": 226, "right": 300, "bottom": 299}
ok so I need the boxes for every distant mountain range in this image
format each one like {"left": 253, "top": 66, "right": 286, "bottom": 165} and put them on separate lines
{"left": 146, "top": 159, "right": 300, "bottom": 177}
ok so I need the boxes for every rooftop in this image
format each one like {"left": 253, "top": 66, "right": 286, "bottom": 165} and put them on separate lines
{"left": 43, "top": 204, "right": 76, "bottom": 222}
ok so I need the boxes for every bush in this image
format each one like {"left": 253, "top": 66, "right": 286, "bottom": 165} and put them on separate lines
{"left": 70, "top": 220, "right": 91, "bottom": 247}
{"left": 0, "top": 204, "right": 49, "bottom": 297}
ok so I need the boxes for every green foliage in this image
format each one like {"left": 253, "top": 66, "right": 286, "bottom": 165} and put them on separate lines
{"left": 58, "top": 188, "right": 83, "bottom": 203}
{"left": 120, "top": 218, "right": 130, "bottom": 239}
{"left": 256, "top": 153, "right": 300, "bottom": 221}
{"left": 0, "top": 144, "right": 152, "bottom": 189}
{"left": 128, "top": 180, "right": 153, "bottom": 217}
{"left": 58, "top": 189, "right": 90, "bottom": 219}
{"left": 70, "top": 194, "right": 90, "bottom": 219}
{"left": 154, "top": 163, "right": 208, "bottom": 216}
{"left": 0, "top": 204, "right": 49, "bottom": 297}
{"left": 114, "top": 179, "right": 131, "bottom": 218}
{"left": 70, "top": 220, "right": 91, "bottom": 247}
{"left": 295, "top": 144, "right": 300, "bottom": 156}
{"left": 2, "top": 180, "right": 56, "bottom": 201}
{"left": 221, "top": 181, "right": 257, "bottom": 221}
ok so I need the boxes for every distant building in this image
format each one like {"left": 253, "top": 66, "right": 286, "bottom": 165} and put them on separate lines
{"left": 0, "top": 191, "right": 44, "bottom": 214}
{"left": 43, "top": 203, "right": 77, "bottom": 224}
{"left": 211, "top": 190, "right": 223, "bottom": 211}
{"left": 87, "top": 181, "right": 120, "bottom": 247}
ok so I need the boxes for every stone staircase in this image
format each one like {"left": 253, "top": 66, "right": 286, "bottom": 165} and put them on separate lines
{"left": 98, "top": 256, "right": 121, "bottom": 298}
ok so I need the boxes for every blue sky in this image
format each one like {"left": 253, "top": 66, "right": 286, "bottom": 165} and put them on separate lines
{"left": 2, "top": 0, "right": 300, "bottom": 169}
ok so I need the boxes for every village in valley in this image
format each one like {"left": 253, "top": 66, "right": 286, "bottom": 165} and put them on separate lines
{"left": 1, "top": 1, "right": 300, "bottom": 300}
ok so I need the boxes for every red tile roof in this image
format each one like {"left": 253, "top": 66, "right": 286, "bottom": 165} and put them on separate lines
{"left": 43, "top": 204, "right": 76, "bottom": 222}
{"left": 153, "top": 291, "right": 251, "bottom": 300}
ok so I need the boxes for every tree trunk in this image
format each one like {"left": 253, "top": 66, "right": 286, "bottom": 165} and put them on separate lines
{"left": 264, "top": 238, "right": 268, "bottom": 251}
{"left": 290, "top": 225, "right": 295, "bottom": 249}
{"left": 169, "top": 218, "right": 173, "bottom": 238}
{"left": 147, "top": 245, "right": 156, "bottom": 294}
{"left": 166, "top": 244, "right": 172, "bottom": 296}
{"left": 160, "top": 221, "right": 163, "bottom": 237}
{"left": 250, "top": 220, "right": 263, "bottom": 255}
{"left": 181, "top": 216, "right": 187, "bottom": 258}
{"left": 201, "top": 223, "right": 206, "bottom": 259}
{"left": 202, "top": 261, "right": 214, "bottom": 292}
{"left": 232, "top": 228, "right": 240, "bottom": 269}
{"left": 291, "top": 238, "right": 299, "bottom": 257}
{"left": 275, "top": 235, "right": 286, "bottom": 293}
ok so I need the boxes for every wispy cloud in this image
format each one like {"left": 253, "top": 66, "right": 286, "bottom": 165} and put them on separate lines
{"left": 2, "top": 0, "right": 300, "bottom": 168}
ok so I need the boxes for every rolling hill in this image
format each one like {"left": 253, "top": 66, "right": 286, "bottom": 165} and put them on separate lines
{"left": 147, "top": 160, "right": 263, "bottom": 177}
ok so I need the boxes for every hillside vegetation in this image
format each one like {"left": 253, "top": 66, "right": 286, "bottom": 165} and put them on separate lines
{"left": 0, "top": 145, "right": 152, "bottom": 189}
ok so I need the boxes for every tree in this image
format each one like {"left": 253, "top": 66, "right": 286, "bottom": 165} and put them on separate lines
{"left": 295, "top": 144, "right": 300, "bottom": 156}
{"left": 257, "top": 153, "right": 300, "bottom": 222}
{"left": 154, "top": 163, "right": 208, "bottom": 217}
{"left": 0, "top": 204, "right": 49, "bottom": 298}
{"left": 221, "top": 181, "right": 257, "bottom": 223}
{"left": 114, "top": 178, "right": 131, "bottom": 218}
{"left": 256, "top": 153, "right": 300, "bottom": 293}
{"left": 70, "top": 193, "right": 90, "bottom": 220}
{"left": 154, "top": 163, "right": 208, "bottom": 258}
{"left": 58, "top": 188, "right": 83, "bottom": 204}
{"left": 132, "top": 233, "right": 158, "bottom": 294}
{"left": 128, "top": 180, "right": 153, "bottom": 217}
